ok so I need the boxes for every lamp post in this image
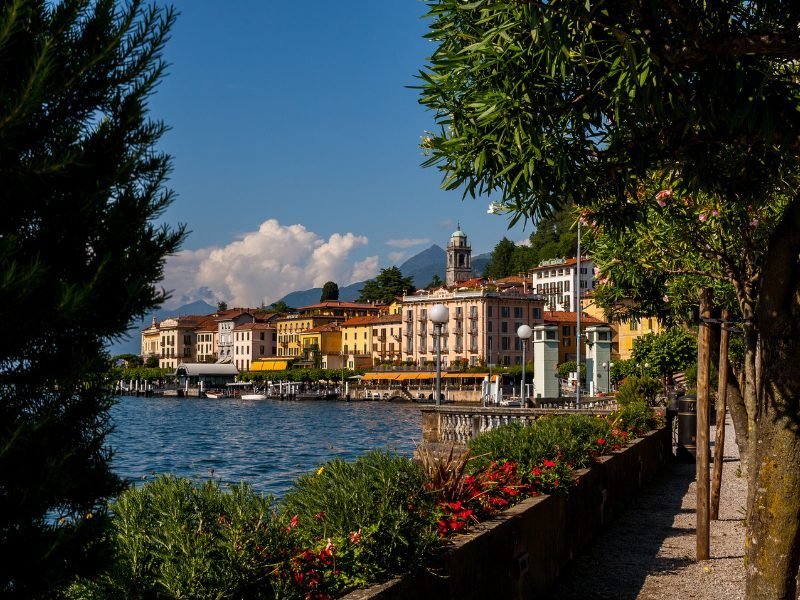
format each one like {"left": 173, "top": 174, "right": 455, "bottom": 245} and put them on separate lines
{"left": 517, "top": 324, "right": 532, "bottom": 407}
{"left": 602, "top": 361, "right": 614, "bottom": 393}
{"left": 430, "top": 304, "right": 449, "bottom": 406}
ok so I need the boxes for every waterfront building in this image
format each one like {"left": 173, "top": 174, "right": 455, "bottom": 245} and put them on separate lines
{"left": 194, "top": 316, "right": 219, "bottom": 363}
{"left": 445, "top": 224, "right": 473, "bottom": 287}
{"left": 340, "top": 313, "right": 403, "bottom": 369}
{"left": 140, "top": 316, "right": 161, "bottom": 363}
{"left": 233, "top": 322, "right": 278, "bottom": 371}
{"left": 276, "top": 301, "right": 383, "bottom": 359}
{"left": 214, "top": 308, "right": 258, "bottom": 364}
{"left": 156, "top": 316, "right": 205, "bottom": 369}
{"left": 529, "top": 256, "right": 597, "bottom": 312}
{"left": 401, "top": 280, "right": 545, "bottom": 368}
{"left": 298, "top": 322, "right": 342, "bottom": 369}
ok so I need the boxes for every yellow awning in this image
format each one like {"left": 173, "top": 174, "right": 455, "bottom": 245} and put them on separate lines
{"left": 362, "top": 373, "right": 401, "bottom": 381}
{"left": 250, "top": 359, "right": 292, "bottom": 372}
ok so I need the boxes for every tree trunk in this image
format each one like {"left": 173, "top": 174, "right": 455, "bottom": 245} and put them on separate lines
{"left": 746, "top": 414, "right": 800, "bottom": 598}
{"left": 745, "top": 195, "right": 800, "bottom": 598}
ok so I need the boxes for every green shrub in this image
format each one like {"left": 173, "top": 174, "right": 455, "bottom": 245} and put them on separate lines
{"left": 67, "top": 476, "right": 287, "bottom": 599}
{"left": 467, "top": 415, "right": 614, "bottom": 472}
{"left": 614, "top": 399, "right": 657, "bottom": 434}
{"left": 616, "top": 375, "right": 661, "bottom": 406}
{"left": 281, "top": 451, "right": 439, "bottom": 587}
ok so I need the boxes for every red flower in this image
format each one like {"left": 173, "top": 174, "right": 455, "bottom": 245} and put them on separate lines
{"left": 597, "top": 438, "right": 606, "bottom": 445}
{"left": 449, "top": 500, "right": 463, "bottom": 511}
{"left": 532, "top": 467, "right": 542, "bottom": 476}
{"left": 543, "top": 459, "right": 556, "bottom": 468}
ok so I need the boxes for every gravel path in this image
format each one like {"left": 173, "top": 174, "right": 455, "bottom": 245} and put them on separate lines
{"left": 545, "top": 415, "right": 746, "bottom": 600}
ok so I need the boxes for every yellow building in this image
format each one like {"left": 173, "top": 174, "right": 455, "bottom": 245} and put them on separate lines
{"left": 140, "top": 317, "right": 161, "bottom": 363}
{"left": 581, "top": 295, "right": 664, "bottom": 360}
{"left": 297, "top": 322, "right": 342, "bottom": 368}
{"left": 156, "top": 316, "right": 203, "bottom": 370}
{"left": 340, "top": 314, "right": 403, "bottom": 369}
{"left": 276, "top": 301, "right": 382, "bottom": 360}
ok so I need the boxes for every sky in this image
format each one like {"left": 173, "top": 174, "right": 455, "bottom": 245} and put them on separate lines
{"left": 154, "top": 1, "right": 530, "bottom": 309}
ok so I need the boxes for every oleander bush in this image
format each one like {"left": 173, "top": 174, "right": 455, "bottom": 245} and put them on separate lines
{"left": 467, "top": 415, "right": 615, "bottom": 472}
{"left": 281, "top": 450, "right": 439, "bottom": 591}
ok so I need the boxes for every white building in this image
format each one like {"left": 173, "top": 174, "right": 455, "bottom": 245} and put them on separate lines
{"left": 529, "top": 256, "right": 596, "bottom": 312}
{"left": 233, "top": 322, "right": 277, "bottom": 371}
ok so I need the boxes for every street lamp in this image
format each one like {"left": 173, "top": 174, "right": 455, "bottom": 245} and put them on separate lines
{"left": 430, "top": 304, "right": 449, "bottom": 406}
{"left": 517, "top": 324, "right": 532, "bottom": 407}
{"left": 602, "top": 361, "right": 615, "bottom": 393}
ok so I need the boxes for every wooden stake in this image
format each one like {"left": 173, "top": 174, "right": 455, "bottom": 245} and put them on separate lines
{"left": 697, "top": 288, "right": 712, "bottom": 560}
{"left": 711, "top": 309, "right": 729, "bottom": 520}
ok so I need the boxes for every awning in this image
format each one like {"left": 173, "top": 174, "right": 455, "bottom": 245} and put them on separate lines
{"left": 250, "top": 359, "right": 292, "bottom": 372}
{"left": 443, "top": 372, "right": 489, "bottom": 379}
{"left": 362, "top": 373, "right": 401, "bottom": 381}
{"left": 175, "top": 363, "right": 238, "bottom": 377}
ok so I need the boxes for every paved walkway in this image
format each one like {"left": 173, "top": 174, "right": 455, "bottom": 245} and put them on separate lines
{"left": 545, "top": 415, "right": 746, "bottom": 599}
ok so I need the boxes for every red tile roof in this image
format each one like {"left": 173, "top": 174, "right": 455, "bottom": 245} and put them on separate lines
{"left": 543, "top": 311, "right": 605, "bottom": 325}
{"left": 341, "top": 314, "right": 402, "bottom": 327}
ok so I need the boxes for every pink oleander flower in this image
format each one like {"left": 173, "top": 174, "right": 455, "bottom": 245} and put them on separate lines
{"left": 663, "top": 294, "right": 669, "bottom": 302}
{"left": 598, "top": 276, "right": 609, "bottom": 285}
{"left": 711, "top": 209, "right": 719, "bottom": 217}
{"left": 750, "top": 218, "right": 759, "bottom": 227}
{"left": 655, "top": 189, "right": 673, "bottom": 200}
{"left": 656, "top": 199, "right": 666, "bottom": 208}
{"left": 699, "top": 213, "right": 707, "bottom": 222}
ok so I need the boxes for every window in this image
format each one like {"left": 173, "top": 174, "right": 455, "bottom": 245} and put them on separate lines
{"left": 501, "top": 321, "right": 508, "bottom": 333}
{"left": 563, "top": 338, "right": 570, "bottom": 346}
{"left": 562, "top": 325, "right": 570, "bottom": 337}
{"left": 533, "top": 308, "right": 541, "bottom": 319}
{"left": 514, "top": 307, "right": 522, "bottom": 318}
{"left": 501, "top": 336, "right": 510, "bottom": 350}
{"left": 501, "top": 306, "right": 509, "bottom": 318}
{"left": 260, "top": 345, "right": 265, "bottom": 354}
{"left": 488, "top": 321, "right": 493, "bottom": 332}
{"left": 487, "top": 306, "right": 493, "bottom": 318}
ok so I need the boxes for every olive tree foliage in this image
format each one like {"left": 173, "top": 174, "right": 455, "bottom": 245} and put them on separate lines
{"left": 0, "top": 1, "right": 184, "bottom": 596}
{"left": 419, "top": 1, "right": 800, "bottom": 597}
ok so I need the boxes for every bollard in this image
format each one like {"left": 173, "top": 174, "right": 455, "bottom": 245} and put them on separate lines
{"left": 677, "top": 394, "right": 697, "bottom": 462}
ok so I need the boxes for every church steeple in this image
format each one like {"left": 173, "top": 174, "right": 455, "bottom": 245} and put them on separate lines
{"left": 446, "top": 223, "right": 472, "bottom": 286}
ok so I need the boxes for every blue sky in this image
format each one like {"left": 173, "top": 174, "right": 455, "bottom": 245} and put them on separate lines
{"left": 155, "top": 1, "right": 528, "bottom": 308}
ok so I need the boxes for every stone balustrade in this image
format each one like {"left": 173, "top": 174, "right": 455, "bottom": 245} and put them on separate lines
{"left": 421, "top": 400, "right": 619, "bottom": 445}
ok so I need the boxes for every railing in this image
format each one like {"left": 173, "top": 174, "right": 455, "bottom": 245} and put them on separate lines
{"left": 421, "top": 402, "right": 619, "bottom": 445}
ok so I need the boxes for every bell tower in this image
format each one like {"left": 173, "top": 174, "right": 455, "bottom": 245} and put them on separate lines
{"left": 446, "top": 224, "right": 472, "bottom": 286}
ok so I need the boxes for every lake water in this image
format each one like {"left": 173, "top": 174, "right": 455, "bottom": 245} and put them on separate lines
{"left": 109, "top": 395, "right": 423, "bottom": 498}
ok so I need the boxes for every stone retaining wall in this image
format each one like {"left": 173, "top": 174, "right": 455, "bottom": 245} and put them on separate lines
{"left": 345, "top": 426, "right": 671, "bottom": 600}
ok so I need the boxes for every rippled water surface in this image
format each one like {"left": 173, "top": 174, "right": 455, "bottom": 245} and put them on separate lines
{"left": 109, "top": 396, "right": 423, "bottom": 498}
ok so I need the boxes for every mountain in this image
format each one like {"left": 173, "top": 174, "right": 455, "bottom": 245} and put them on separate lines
{"left": 106, "top": 299, "right": 217, "bottom": 357}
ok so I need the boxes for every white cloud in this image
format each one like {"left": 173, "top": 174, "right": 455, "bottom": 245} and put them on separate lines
{"left": 386, "top": 238, "right": 430, "bottom": 249}
{"left": 387, "top": 251, "right": 407, "bottom": 264}
{"left": 161, "top": 219, "right": 376, "bottom": 307}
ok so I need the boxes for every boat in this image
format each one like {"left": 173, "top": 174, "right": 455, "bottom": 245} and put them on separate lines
{"left": 226, "top": 381, "right": 267, "bottom": 400}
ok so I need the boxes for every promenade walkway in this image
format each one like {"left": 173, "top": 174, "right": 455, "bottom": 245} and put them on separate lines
{"left": 545, "top": 415, "right": 746, "bottom": 599}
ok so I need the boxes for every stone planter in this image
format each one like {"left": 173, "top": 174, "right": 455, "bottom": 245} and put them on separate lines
{"left": 344, "top": 426, "right": 671, "bottom": 600}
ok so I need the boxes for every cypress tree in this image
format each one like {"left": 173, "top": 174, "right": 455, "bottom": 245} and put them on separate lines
{"left": 0, "top": 1, "right": 185, "bottom": 595}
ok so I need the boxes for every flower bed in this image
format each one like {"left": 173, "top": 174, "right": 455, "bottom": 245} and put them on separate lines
{"left": 344, "top": 425, "right": 671, "bottom": 600}
{"left": 65, "top": 405, "right": 666, "bottom": 599}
